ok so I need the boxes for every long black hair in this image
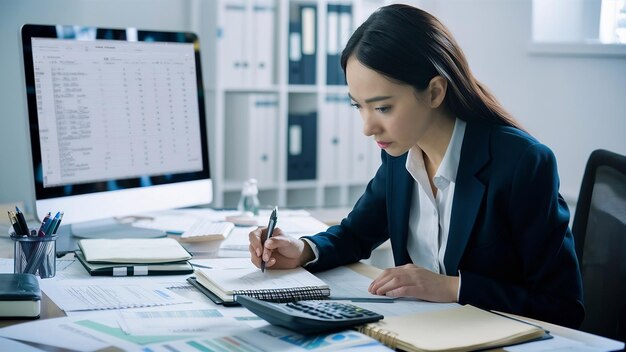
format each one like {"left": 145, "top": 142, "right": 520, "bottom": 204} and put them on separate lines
{"left": 341, "top": 4, "right": 521, "bottom": 129}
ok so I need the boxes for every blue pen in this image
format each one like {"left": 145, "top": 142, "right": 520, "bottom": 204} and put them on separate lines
{"left": 41, "top": 211, "right": 61, "bottom": 236}
{"left": 51, "top": 212, "right": 64, "bottom": 234}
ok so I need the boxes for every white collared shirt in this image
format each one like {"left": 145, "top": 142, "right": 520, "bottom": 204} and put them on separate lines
{"left": 405, "top": 118, "right": 466, "bottom": 275}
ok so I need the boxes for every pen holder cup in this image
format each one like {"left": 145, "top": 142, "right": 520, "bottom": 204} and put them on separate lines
{"left": 12, "top": 233, "right": 57, "bottom": 279}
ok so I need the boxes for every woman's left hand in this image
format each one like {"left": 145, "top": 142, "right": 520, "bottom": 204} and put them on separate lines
{"left": 368, "top": 264, "right": 460, "bottom": 303}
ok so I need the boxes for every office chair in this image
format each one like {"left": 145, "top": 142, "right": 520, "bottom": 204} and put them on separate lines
{"left": 572, "top": 149, "right": 626, "bottom": 342}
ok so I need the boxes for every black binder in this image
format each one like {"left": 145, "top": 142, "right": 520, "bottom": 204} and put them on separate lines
{"left": 287, "top": 112, "right": 318, "bottom": 180}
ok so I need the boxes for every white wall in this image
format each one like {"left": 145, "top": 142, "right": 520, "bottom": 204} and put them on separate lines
{"left": 419, "top": 0, "right": 626, "bottom": 202}
{"left": 1, "top": 0, "right": 625, "bottom": 210}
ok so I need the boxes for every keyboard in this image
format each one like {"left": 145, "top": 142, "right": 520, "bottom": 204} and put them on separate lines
{"left": 235, "top": 295, "right": 384, "bottom": 334}
{"left": 179, "top": 220, "right": 234, "bottom": 242}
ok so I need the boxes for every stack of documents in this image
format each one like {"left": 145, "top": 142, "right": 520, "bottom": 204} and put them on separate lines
{"left": 76, "top": 238, "right": 194, "bottom": 276}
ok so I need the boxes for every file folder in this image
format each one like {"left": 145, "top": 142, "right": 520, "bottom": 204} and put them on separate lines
{"left": 326, "top": 4, "right": 341, "bottom": 85}
{"left": 319, "top": 94, "right": 350, "bottom": 182}
{"left": 218, "top": 0, "right": 248, "bottom": 87}
{"left": 344, "top": 97, "right": 369, "bottom": 182}
{"left": 251, "top": 0, "right": 276, "bottom": 87}
{"left": 225, "top": 93, "right": 278, "bottom": 186}
{"left": 300, "top": 4, "right": 317, "bottom": 85}
{"left": 337, "top": 4, "right": 352, "bottom": 85}
{"left": 288, "top": 112, "right": 318, "bottom": 180}
{"left": 288, "top": 22, "right": 303, "bottom": 84}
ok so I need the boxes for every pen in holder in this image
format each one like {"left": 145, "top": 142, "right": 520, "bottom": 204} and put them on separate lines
{"left": 12, "top": 232, "right": 57, "bottom": 279}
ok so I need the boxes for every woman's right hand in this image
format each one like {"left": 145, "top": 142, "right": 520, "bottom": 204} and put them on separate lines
{"left": 248, "top": 227, "right": 314, "bottom": 270}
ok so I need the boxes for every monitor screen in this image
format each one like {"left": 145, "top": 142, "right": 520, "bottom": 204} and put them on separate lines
{"left": 21, "top": 24, "right": 212, "bottom": 226}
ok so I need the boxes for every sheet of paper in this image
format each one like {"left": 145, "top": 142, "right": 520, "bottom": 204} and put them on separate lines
{"left": 117, "top": 306, "right": 264, "bottom": 335}
{"left": 40, "top": 279, "right": 192, "bottom": 311}
{"left": 0, "top": 314, "right": 115, "bottom": 351}
{"left": 132, "top": 214, "right": 199, "bottom": 233}
{"left": 142, "top": 325, "right": 381, "bottom": 352}
{"left": 317, "top": 266, "right": 458, "bottom": 317}
{"left": 505, "top": 334, "right": 601, "bottom": 351}
{"left": 218, "top": 226, "right": 258, "bottom": 251}
{"left": 190, "top": 258, "right": 256, "bottom": 270}
{"left": 0, "top": 337, "right": 46, "bottom": 351}
{"left": 0, "top": 258, "right": 13, "bottom": 273}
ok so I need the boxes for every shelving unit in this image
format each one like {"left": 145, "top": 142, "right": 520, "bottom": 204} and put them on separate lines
{"left": 193, "top": 0, "right": 384, "bottom": 209}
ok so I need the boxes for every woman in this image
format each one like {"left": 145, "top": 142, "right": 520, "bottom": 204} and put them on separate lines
{"left": 249, "top": 4, "right": 584, "bottom": 328}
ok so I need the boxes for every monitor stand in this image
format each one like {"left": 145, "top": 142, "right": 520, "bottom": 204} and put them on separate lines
{"left": 55, "top": 218, "right": 166, "bottom": 256}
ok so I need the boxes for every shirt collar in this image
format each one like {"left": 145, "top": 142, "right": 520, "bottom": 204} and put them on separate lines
{"left": 406, "top": 118, "right": 467, "bottom": 191}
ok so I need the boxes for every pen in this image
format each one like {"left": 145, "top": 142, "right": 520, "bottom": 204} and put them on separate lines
{"left": 37, "top": 212, "right": 51, "bottom": 237}
{"left": 260, "top": 206, "right": 278, "bottom": 273}
{"left": 43, "top": 211, "right": 61, "bottom": 236}
{"left": 8, "top": 211, "right": 24, "bottom": 236}
{"left": 15, "top": 207, "right": 29, "bottom": 237}
{"left": 51, "top": 212, "right": 64, "bottom": 234}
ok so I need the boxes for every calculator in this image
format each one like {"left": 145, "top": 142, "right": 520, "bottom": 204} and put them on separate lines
{"left": 235, "top": 295, "right": 384, "bottom": 334}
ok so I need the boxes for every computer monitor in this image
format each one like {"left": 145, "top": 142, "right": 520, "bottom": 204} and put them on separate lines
{"left": 20, "top": 24, "right": 212, "bottom": 251}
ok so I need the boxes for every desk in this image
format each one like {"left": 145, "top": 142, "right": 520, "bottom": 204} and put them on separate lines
{"left": 0, "top": 229, "right": 623, "bottom": 351}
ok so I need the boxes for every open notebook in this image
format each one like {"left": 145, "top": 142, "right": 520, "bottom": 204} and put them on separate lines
{"left": 188, "top": 259, "right": 329, "bottom": 306}
{"left": 358, "top": 304, "right": 548, "bottom": 352}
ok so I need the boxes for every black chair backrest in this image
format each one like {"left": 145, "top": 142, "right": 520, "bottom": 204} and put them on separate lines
{"left": 572, "top": 149, "right": 626, "bottom": 342}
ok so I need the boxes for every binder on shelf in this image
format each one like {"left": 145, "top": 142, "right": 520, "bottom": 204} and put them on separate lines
{"left": 326, "top": 4, "right": 341, "bottom": 85}
{"left": 251, "top": 0, "right": 275, "bottom": 87}
{"left": 343, "top": 97, "right": 369, "bottom": 182}
{"left": 326, "top": 3, "right": 352, "bottom": 85}
{"left": 225, "top": 93, "right": 278, "bottom": 187}
{"left": 217, "top": 0, "right": 248, "bottom": 87}
{"left": 319, "top": 94, "right": 350, "bottom": 183}
{"left": 287, "top": 112, "right": 318, "bottom": 180}
{"left": 337, "top": 4, "right": 352, "bottom": 85}
{"left": 300, "top": 3, "right": 317, "bottom": 85}
{"left": 288, "top": 22, "right": 303, "bottom": 84}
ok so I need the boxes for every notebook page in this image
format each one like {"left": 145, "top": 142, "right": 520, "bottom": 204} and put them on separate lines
{"left": 195, "top": 261, "right": 328, "bottom": 294}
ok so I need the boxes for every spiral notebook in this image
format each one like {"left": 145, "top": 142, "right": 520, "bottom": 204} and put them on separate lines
{"left": 188, "top": 263, "right": 330, "bottom": 306}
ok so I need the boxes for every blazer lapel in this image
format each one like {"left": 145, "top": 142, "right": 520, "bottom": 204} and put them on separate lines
{"left": 387, "top": 153, "right": 413, "bottom": 266}
{"left": 444, "top": 122, "right": 491, "bottom": 274}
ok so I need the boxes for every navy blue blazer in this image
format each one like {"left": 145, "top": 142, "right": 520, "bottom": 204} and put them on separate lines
{"left": 305, "top": 121, "right": 584, "bottom": 328}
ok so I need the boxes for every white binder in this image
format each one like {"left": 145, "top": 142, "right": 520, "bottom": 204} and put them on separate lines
{"left": 251, "top": 0, "right": 276, "bottom": 87}
{"left": 345, "top": 97, "right": 370, "bottom": 182}
{"left": 319, "top": 94, "right": 350, "bottom": 183}
{"left": 225, "top": 93, "right": 278, "bottom": 187}
{"left": 217, "top": 0, "right": 248, "bottom": 87}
